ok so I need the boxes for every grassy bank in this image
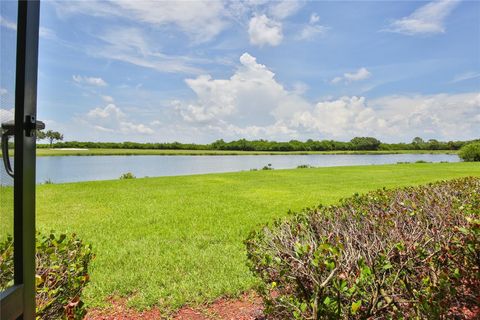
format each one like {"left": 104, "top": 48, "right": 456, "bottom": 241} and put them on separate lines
{"left": 36, "top": 162, "right": 478, "bottom": 311}
{"left": 35, "top": 148, "right": 458, "bottom": 156}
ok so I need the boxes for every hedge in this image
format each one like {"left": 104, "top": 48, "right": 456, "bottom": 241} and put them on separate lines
{"left": 0, "top": 232, "right": 93, "bottom": 319}
{"left": 245, "top": 177, "right": 480, "bottom": 319}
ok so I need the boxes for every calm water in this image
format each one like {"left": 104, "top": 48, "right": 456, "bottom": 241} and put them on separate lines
{"left": 26, "top": 153, "right": 459, "bottom": 183}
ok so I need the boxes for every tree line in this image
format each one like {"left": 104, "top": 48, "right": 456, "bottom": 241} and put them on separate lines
{"left": 36, "top": 134, "right": 478, "bottom": 151}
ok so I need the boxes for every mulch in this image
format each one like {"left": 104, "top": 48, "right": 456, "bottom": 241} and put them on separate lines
{"left": 84, "top": 288, "right": 479, "bottom": 320}
{"left": 85, "top": 292, "right": 264, "bottom": 320}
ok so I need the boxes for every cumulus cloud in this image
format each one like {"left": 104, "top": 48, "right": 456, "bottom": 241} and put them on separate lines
{"left": 87, "top": 104, "right": 124, "bottom": 119}
{"left": 385, "top": 0, "right": 460, "bottom": 35}
{"left": 73, "top": 75, "right": 108, "bottom": 87}
{"left": 332, "top": 67, "right": 371, "bottom": 84}
{"left": 173, "top": 53, "right": 479, "bottom": 141}
{"left": 175, "top": 52, "right": 309, "bottom": 126}
{"left": 291, "top": 96, "right": 377, "bottom": 137}
{"left": 291, "top": 93, "right": 480, "bottom": 140}
{"left": 248, "top": 14, "right": 283, "bottom": 47}
{"left": 84, "top": 103, "right": 154, "bottom": 135}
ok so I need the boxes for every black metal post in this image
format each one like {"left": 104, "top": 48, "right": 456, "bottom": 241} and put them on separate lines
{"left": 13, "top": 1, "right": 40, "bottom": 319}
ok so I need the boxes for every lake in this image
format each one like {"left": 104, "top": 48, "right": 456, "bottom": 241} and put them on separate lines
{"left": 21, "top": 153, "right": 459, "bottom": 183}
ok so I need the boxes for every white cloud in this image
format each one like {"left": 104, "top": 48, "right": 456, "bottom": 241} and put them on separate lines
{"left": 291, "top": 93, "right": 480, "bottom": 140}
{"left": 94, "top": 125, "right": 114, "bottom": 133}
{"left": 248, "top": 14, "right": 283, "bottom": 47}
{"left": 298, "top": 24, "right": 328, "bottom": 40}
{"left": 0, "top": 15, "right": 16, "bottom": 30}
{"left": 73, "top": 75, "right": 108, "bottom": 87}
{"left": 0, "top": 108, "right": 14, "bottom": 123}
{"left": 451, "top": 71, "right": 480, "bottom": 83}
{"left": 101, "top": 95, "right": 114, "bottom": 103}
{"left": 344, "top": 68, "right": 372, "bottom": 82}
{"left": 291, "top": 96, "right": 377, "bottom": 137}
{"left": 39, "top": 26, "right": 57, "bottom": 40}
{"left": 53, "top": 0, "right": 227, "bottom": 43}
{"left": 331, "top": 67, "right": 371, "bottom": 84}
{"left": 385, "top": 0, "right": 460, "bottom": 35}
{"left": 90, "top": 27, "right": 204, "bottom": 74}
{"left": 119, "top": 122, "right": 155, "bottom": 135}
{"left": 1, "top": 15, "right": 56, "bottom": 39}
{"left": 51, "top": 1, "right": 306, "bottom": 67}
{"left": 268, "top": 0, "right": 302, "bottom": 19}
{"left": 331, "top": 76, "right": 343, "bottom": 84}
{"left": 87, "top": 104, "right": 124, "bottom": 119}
{"left": 209, "top": 121, "right": 297, "bottom": 140}
{"left": 368, "top": 92, "right": 480, "bottom": 139}
{"left": 297, "top": 13, "right": 328, "bottom": 40}
{"left": 176, "top": 52, "right": 309, "bottom": 126}
{"left": 0, "top": 88, "right": 7, "bottom": 96}
{"left": 173, "top": 53, "right": 479, "bottom": 141}
{"left": 292, "top": 82, "right": 309, "bottom": 95}
{"left": 84, "top": 103, "right": 154, "bottom": 135}
{"left": 309, "top": 13, "right": 320, "bottom": 24}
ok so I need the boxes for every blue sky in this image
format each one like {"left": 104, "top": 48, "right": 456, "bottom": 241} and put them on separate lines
{"left": 1, "top": 0, "right": 479, "bottom": 143}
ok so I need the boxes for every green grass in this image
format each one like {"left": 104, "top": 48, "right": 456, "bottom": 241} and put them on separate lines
{"left": 34, "top": 148, "right": 458, "bottom": 157}
{"left": 0, "top": 186, "right": 13, "bottom": 242}
{"left": 36, "top": 162, "right": 479, "bottom": 311}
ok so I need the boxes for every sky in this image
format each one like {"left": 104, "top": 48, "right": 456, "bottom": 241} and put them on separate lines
{"left": 1, "top": 0, "right": 479, "bottom": 143}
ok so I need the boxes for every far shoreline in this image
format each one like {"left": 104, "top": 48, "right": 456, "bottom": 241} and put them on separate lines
{"left": 33, "top": 148, "right": 459, "bottom": 157}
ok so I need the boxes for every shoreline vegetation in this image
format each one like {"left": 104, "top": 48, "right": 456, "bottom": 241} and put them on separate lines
{"left": 27, "top": 136, "right": 478, "bottom": 156}
{"left": 35, "top": 137, "right": 477, "bottom": 153}
{"left": 34, "top": 148, "right": 459, "bottom": 157}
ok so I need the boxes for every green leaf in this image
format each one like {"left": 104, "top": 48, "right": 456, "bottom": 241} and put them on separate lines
{"left": 351, "top": 300, "right": 362, "bottom": 314}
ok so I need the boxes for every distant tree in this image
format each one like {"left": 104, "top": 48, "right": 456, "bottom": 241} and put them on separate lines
{"left": 36, "top": 129, "right": 46, "bottom": 141}
{"left": 350, "top": 137, "right": 381, "bottom": 150}
{"left": 45, "top": 130, "right": 64, "bottom": 147}
{"left": 412, "top": 137, "right": 424, "bottom": 145}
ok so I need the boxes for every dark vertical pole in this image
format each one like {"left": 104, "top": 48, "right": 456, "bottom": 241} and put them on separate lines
{"left": 14, "top": 1, "right": 40, "bottom": 319}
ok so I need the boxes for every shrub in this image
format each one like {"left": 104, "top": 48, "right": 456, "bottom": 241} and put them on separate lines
{"left": 297, "top": 164, "right": 314, "bottom": 169}
{"left": 0, "top": 232, "right": 94, "bottom": 319}
{"left": 262, "top": 164, "right": 274, "bottom": 170}
{"left": 245, "top": 177, "right": 480, "bottom": 319}
{"left": 119, "top": 172, "right": 136, "bottom": 179}
{"left": 459, "top": 142, "right": 480, "bottom": 162}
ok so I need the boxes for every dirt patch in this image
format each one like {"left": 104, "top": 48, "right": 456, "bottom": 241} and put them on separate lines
{"left": 85, "top": 293, "right": 263, "bottom": 320}
{"left": 85, "top": 297, "right": 162, "bottom": 320}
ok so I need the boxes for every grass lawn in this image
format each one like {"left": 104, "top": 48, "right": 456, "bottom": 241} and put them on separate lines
{"left": 36, "top": 162, "right": 479, "bottom": 311}
{"left": 35, "top": 148, "right": 458, "bottom": 157}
